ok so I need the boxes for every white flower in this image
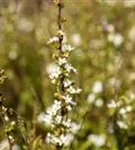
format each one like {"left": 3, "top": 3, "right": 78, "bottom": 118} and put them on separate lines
{"left": 54, "top": 115, "right": 62, "bottom": 124}
{"left": 62, "top": 44, "right": 74, "bottom": 52}
{"left": 70, "top": 122, "right": 81, "bottom": 134}
{"left": 46, "top": 100, "right": 61, "bottom": 116}
{"left": 11, "top": 121, "right": 16, "bottom": 126}
{"left": 126, "top": 106, "right": 132, "bottom": 112}
{"left": 108, "top": 33, "right": 124, "bottom": 47}
{"left": 38, "top": 113, "right": 52, "bottom": 126}
{"left": 49, "top": 66, "right": 61, "bottom": 84}
{"left": 119, "top": 108, "right": 127, "bottom": 115}
{"left": 63, "top": 79, "right": 72, "bottom": 88}
{"left": 62, "top": 94, "right": 76, "bottom": 111}
{"left": 62, "top": 134, "right": 74, "bottom": 146}
{"left": 66, "top": 105, "right": 72, "bottom": 111}
{"left": 8, "top": 135, "right": 14, "bottom": 142}
{"left": 47, "top": 36, "right": 59, "bottom": 45}
{"left": 38, "top": 101, "right": 62, "bottom": 126}
{"left": 63, "top": 95, "right": 76, "bottom": 105}
{"left": 46, "top": 133, "right": 63, "bottom": 146}
{"left": 117, "top": 120, "right": 128, "bottom": 129}
{"left": 60, "top": 134, "right": 74, "bottom": 146}
{"left": 88, "top": 134, "right": 106, "bottom": 148}
{"left": 119, "top": 106, "right": 132, "bottom": 115}
{"left": 87, "top": 93, "right": 96, "bottom": 103}
{"left": 62, "top": 119, "right": 72, "bottom": 128}
{"left": 95, "top": 98, "right": 103, "bottom": 107}
{"left": 106, "top": 24, "right": 115, "bottom": 33}
{"left": 67, "top": 86, "right": 82, "bottom": 94}
{"left": 38, "top": 100, "right": 62, "bottom": 128}
{"left": 107, "top": 100, "right": 118, "bottom": 108}
{"left": 113, "top": 33, "right": 124, "bottom": 47}
{"left": 46, "top": 63, "right": 58, "bottom": 75}
{"left": 49, "top": 100, "right": 61, "bottom": 113}
{"left": 46, "top": 133, "right": 74, "bottom": 147}
{"left": 58, "top": 57, "right": 67, "bottom": 66}
{"left": 72, "top": 33, "right": 81, "bottom": 46}
{"left": 38, "top": 112, "right": 48, "bottom": 122}
{"left": 4, "top": 115, "right": 9, "bottom": 122}
{"left": 64, "top": 63, "right": 77, "bottom": 73}
{"left": 92, "top": 81, "right": 103, "bottom": 93}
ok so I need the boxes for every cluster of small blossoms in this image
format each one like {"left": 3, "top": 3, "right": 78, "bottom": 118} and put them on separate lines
{"left": 107, "top": 96, "right": 133, "bottom": 130}
{"left": 38, "top": 1, "right": 81, "bottom": 147}
{"left": 39, "top": 29, "right": 82, "bottom": 148}
{"left": 38, "top": 1, "right": 81, "bottom": 148}
{"left": 87, "top": 81, "right": 104, "bottom": 107}
{"left": 88, "top": 134, "right": 106, "bottom": 148}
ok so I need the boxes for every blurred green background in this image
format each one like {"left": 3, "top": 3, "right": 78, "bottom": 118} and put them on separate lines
{"left": 1, "top": 0, "right": 135, "bottom": 149}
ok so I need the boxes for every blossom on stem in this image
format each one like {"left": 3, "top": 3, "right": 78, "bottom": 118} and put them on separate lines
{"left": 67, "top": 86, "right": 82, "bottom": 94}
{"left": 64, "top": 63, "right": 77, "bottom": 74}
{"left": 47, "top": 36, "right": 59, "bottom": 45}
{"left": 58, "top": 57, "right": 67, "bottom": 66}
{"left": 62, "top": 44, "right": 74, "bottom": 52}
{"left": 49, "top": 66, "right": 61, "bottom": 84}
{"left": 63, "top": 79, "right": 72, "bottom": 88}
{"left": 38, "top": 0, "right": 81, "bottom": 148}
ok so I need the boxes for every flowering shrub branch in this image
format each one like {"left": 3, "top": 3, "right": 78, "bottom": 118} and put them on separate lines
{"left": 38, "top": 0, "right": 81, "bottom": 149}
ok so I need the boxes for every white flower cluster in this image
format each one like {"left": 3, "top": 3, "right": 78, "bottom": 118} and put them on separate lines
{"left": 106, "top": 23, "right": 124, "bottom": 48}
{"left": 117, "top": 104, "right": 132, "bottom": 129}
{"left": 48, "top": 63, "right": 77, "bottom": 84}
{"left": 88, "top": 134, "right": 106, "bottom": 148}
{"left": 46, "top": 133, "right": 74, "bottom": 147}
{"left": 87, "top": 81, "right": 104, "bottom": 107}
{"left": 38, "top": 29, "right": 81, "bottom": 147}
{"left": 107, "top": 96, "right": 133, "bottom": 130}
{"left": 49, "top": 66, "right": 61, "bottom": 84}
{"left": 117, "top": 120, "right": 128, "bottom": 129}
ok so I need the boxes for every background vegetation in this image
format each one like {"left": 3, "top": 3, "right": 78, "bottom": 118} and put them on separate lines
{"left": 1, "top": 0, "right": 135, "bottom": 149}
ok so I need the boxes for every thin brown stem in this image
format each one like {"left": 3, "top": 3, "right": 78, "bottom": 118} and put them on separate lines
{"left": 57, "top": 0, "right": 65, "bottom": 94}
{"left": 57, "top": 0, "right": 63, "bottom": 30}
{"left": 57, "top": 1, "right": 64, "bottom": 53}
